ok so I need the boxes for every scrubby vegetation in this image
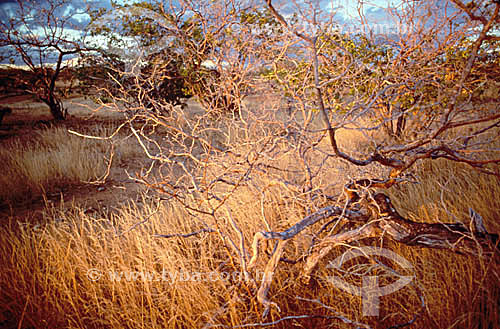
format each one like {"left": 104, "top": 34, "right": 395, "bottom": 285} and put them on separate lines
{"left": 0, "top": 122, "right": 498, "bottom": 328}
{"left": 0, "top": 0, "right": 499, "bottom": 328}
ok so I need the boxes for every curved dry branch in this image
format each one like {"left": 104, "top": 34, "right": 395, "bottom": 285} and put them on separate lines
{"left": 248, "top": 203, "right": 366, "bottom": 317}
{"left": 250, "top": 182, "right": 499, "bottom": 315}
{"left": 248, "top": 204, "right": 366, "bottom": 269}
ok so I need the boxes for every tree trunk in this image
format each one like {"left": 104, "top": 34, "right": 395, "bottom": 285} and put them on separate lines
{"left": 44, "top": 95, "right": 66, "bottom": 120}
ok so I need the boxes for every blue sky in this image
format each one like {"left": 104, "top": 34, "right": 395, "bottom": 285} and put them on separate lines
{"left": 0, "top": 0, "right": 398, "bottom": 33}
{"left": 0, "top": 0, "right": 465, "bottom": 65}
{"left": 0, "top": 0, "right": 110, "bottom": 65}
{"left": 0, "top": 0, "right": 98, "bottom": 28}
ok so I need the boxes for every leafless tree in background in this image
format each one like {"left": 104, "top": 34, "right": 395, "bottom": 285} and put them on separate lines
{"left": 0, "top": 0, "right": 90, "bottom": 120}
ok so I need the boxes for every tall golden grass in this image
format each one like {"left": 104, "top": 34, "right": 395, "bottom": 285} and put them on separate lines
{"left": 0, "top": 125, "right": 142, "bottom": 206}
{"left": 0, "top": 123, "right": 498, "bottom": 328}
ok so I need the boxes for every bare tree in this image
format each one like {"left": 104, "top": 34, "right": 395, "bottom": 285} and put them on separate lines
{"left": 78, "top": 0, "right": 499, "bottom": 325}
{"left": 247, "top": 0, "right": 500, "bottom": 316}
{"left": 0, "top": 0, "right": 89, "bottom": 120}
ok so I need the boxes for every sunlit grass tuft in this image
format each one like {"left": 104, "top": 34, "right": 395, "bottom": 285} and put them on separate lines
{"left": 0, "top": 126, "right": 143, "bottom": 206}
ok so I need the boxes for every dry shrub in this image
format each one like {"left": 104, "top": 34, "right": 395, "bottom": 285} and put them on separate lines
{"left": 0, "top": 134, "right": 498, "bottom": 328}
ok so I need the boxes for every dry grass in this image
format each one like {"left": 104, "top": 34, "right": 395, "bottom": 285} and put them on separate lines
{"left": 0, "top": 127, "right": 108, "bottom": 205}
{"left": 0, "top": 110, "right": 498, "bottom": 328}
{"left": 0, "top": 162, "right": 498, "bottom": 328}
{"left": 0, "top": 125, "right": 142, "bottom": 206}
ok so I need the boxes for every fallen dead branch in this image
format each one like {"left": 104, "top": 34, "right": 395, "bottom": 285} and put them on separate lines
{"left": 249, "top": 179, "right": 499, "bottom": 317}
